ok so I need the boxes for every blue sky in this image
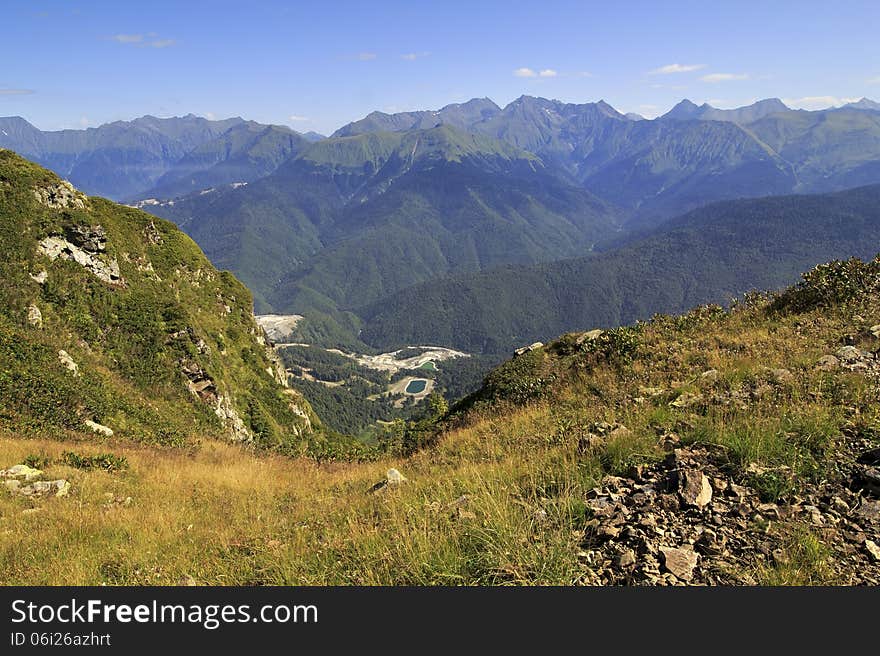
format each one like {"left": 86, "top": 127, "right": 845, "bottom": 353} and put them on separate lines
{"left": 3, "top": 0, "right": 879, "bottom": 134}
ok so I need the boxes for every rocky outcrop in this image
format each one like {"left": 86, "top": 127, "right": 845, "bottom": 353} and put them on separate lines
{"left": 38, "top": 225, "right": 122, "bottom": 285}
{"left": 2, "top": 465, "right": 69, "bottom": 498}
{"left": 514, "top": 341, "right": 544, "bottom": 356}
{"left": 180, "top": 359, "right": 218, "bottom": 403}
{"left": 214, "top": 394, "right": 251, "bottom": 442}
{"left": 33, "top": 180, "right": 87, "bottom": 210}
{"left": 58, "top": 349, "right": 80, "bottom": 376}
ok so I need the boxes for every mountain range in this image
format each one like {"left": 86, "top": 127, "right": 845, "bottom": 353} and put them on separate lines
{"left": 4, "top": 96, "right": 880, "bottom": 358}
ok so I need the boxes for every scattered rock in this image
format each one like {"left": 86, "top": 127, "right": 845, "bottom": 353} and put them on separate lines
{"left": 679, "top": 470, "right": 713, "bottom": 508}
{"left": 367, "top": 468, "right": 408, "bottom": 494}
{"left": 670, "top": 391, "right": 702, "bottom": 408}
{"left": 836, "top": 345, "right": 871, "bottom": 363}
{"left": 84, "top": 419, "right": 114, "bottom": 437}
{"left": 617, "top": 550, "right": 637, "bottom": 568}
{"left": 386, "top": 468, "right": 407, "bottom": 485}
{"left": 58, "top": 349, "right": 80, "bottom": 376}
{"left": 857, "top": 447, "right": 880, "bottom": 466}
{"left": 29, "top": 270, "right": 48, "bottom": 284}
{"left": 27, "top": 303, "right": 42, "bottom": 328}
{"left": 700, "top": 369, "right": 719, "bottom": 381}
{"left": 816, "top": 355, "right": 840, "bottom": 371}
{"left": 638, "top": 386, "right": 665, "bottom": 397}
{"left": 871, "top": 325, "right": 880, "bottom": 339}
{"left": 9, "top": 480, "right": 70, "bottom": 498}
{"left": 1, "top": 464, "right": 43, "bottom": 482}
{"left": 764, "top": 367, "right": 794, "bottom": 383}
{"left": 659, "top": 547, "right": 698, "bottom": 581}
{"left": 855, "top": 501, "right": 880, "bottom": 523}
{"left": 866, "top": 539, "right": 880, "bottom": 563}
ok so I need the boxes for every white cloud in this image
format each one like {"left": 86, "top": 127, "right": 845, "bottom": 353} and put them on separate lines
{"left": 868, "top": 76, "right": 880, "bottom": 85}
{"left": 514, "top": 67, "right": 537, "bottom": 77}
{"left": 401, "top": 52, "right": 430, "bottom": 61}
{"left": 204, "top": 112, "right": 216, "bottom": 120}
{"left": 78, "top": 116, "right": 90, "bottom": 128}
{"left": 700, "top": 73, "right": 749, "bottom": 83}
{"left": 539, "top": 69, "right": 558, "bottom": 78}
{"left": 357, "top": 52, "right": 377, "bottom": 61}
{"left": 109, "top": 33, "right": 175, "bottom": 48}
{"left": 576, "top": 71, "right": 594, "bottom": 78}
{"left": 0, "top": 88, "right": 34, "bottom": 96}
{"left": 649, "top": 63, "right": 705, "bottom": 75}
{"left": 111, "top": 34, "right": 143, "bottom": 43}
{"left": 783, "top": 96, "right": 861, "bottom": 110}
{"left": 288, "top": 115, "right": 311, "bottom": 122}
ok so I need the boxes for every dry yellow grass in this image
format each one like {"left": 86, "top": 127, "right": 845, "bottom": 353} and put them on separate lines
{"left": 0, "top": 402, "right": 588, "bottom": 585}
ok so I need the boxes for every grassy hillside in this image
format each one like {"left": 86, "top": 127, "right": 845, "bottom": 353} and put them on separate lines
{"left": 0, "top": 150, "right": 354, "bottom": 456}
{"left": 2, "top": 255, "right": 879, "bottom": 584}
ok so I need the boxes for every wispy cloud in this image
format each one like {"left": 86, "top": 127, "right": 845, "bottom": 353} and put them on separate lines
{"left": 651, "top": 83, "right": 687, "bottom": 90}
{"left": 868, "top": 76, "right": 880, "bottom": 85}
{"left": 401, "top": 52, "right": 430, "bottom": 61}
{"left": 515, "top": 67, "right": 560, "bottom": 78}
{"left": 288, "top": 115, "right": 311, "bottom": 122}
{"left": 109, "top": 33, "right": 176, "bottom": 48}
{"left": 111, "top": 34, "right": 143, "bottom": 43}
{"left": 0, "top": 88, "right": 35, "bottom": 96}
{"left": 700, "top": 72, "right": 749, "bottom": 83}
{"left": 649, "top": 63, "right": 705, "bottom": 75}
{"left": 357, "top": 52, "right": 377, "bottom": 61}
{"left": 783, "top": 96, "right": 861, "bottom": 110}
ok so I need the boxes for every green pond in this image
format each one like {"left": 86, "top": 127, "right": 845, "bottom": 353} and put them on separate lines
{"left": 418, "top": 361, "right": 437, "bottom": 371}
{"left": 405, "top": 379, "right": 428, "bottom": 394}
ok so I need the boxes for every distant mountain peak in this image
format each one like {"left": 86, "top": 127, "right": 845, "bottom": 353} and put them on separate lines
{"left": 662, "top": 97, "right": 790, "bottom": 123}
{"left": 845, "top": 97, "right": 880, "bottom": 111}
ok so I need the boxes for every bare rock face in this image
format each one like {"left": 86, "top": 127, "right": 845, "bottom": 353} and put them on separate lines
{"left": 679, "top": 469, "right": 713, "bottom": 508}
{"left": 33, "top": 180, "right": 87, "bottom": 210}
{"left": 660, "top": 547, "right": 699, "bottom": 581}
{"left": 214, "top": 394, "right": 252, "bottom": 442}
{"left": 514, "top": 341, "right": 544, "bottom": 356}
{"left": 38, "top": 227, "right": 121, "bottom": 285}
